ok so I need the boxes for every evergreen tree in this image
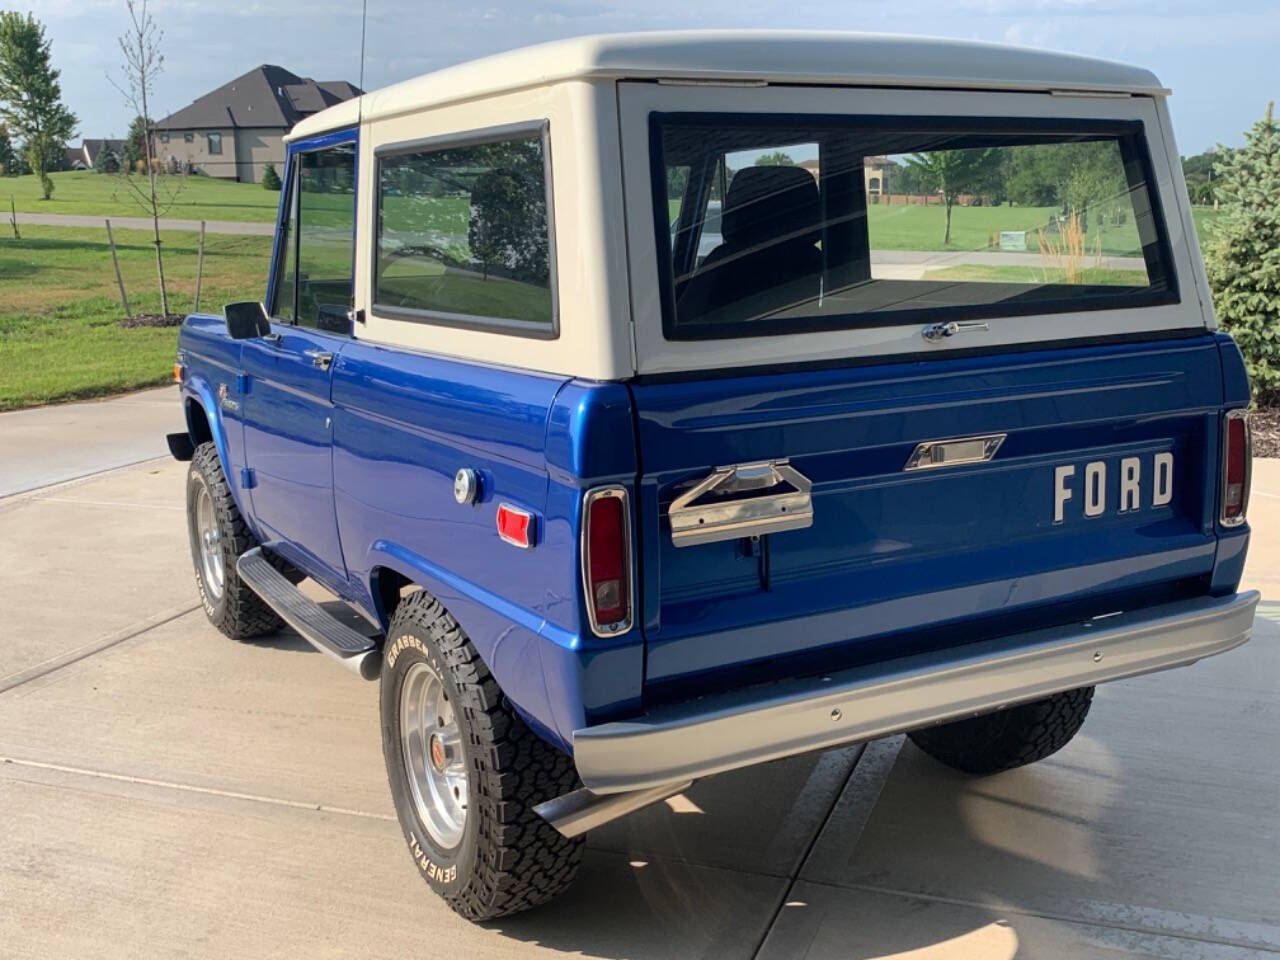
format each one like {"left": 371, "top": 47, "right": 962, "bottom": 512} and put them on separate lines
{"left": 1205, "top": 103, "right": 1280, "bottom": 403}
{"left": 261, "top": 160, "right": 281, "bottom": 190}
{"left": 122, "top": 115, "right": 147, "bottom": 172}
{"left": 0, "top": 125, "right": 16, "bottom": 175}
{"left": 92, "top": 144, "right": 120, "bottom": 173}
{"left": 0, "top": 12, "right": 77, "bottom": 199}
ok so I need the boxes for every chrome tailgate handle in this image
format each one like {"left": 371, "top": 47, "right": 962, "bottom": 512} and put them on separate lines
{"left": 669, "top": 460, "right": 813, "bottom": 548}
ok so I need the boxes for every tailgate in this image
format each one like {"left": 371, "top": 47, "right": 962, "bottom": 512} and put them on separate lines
{"left": 631, "top": 336, "right": 1225, "bottom": 688}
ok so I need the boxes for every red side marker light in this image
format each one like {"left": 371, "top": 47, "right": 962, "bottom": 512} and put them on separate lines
{"left": 497, "top": 503, "right": 533, "bottom": 549}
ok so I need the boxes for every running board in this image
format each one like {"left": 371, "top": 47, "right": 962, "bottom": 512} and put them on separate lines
{"left": 533, "top": 781, "right": 693, "bottom": 838}
{"left": 236, "top": 547, "right": 381, "bottom": 680}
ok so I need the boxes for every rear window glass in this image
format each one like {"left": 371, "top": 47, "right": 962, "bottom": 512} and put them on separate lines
{"left": 653, "top": 115, "right": 1177, "bottom": 340}
{"left": 374, "top": 127, "right": 555, "bottom": 334}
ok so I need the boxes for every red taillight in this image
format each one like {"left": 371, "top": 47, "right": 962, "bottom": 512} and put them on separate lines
{"left": 583, "top": 488, "right": 631, "bottom": 635}
{"left": 1221, "top": 412, "right": 1251, "bottom": 526}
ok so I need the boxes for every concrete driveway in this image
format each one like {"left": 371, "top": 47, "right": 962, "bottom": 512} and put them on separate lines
{"left": 0, "top": 386, "right": 185, "bottom": 498}
{"left": 1, "top": 440, "right": 1277, "bottom": 957}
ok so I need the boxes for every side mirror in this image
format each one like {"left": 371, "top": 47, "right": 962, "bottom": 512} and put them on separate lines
{"left": 224, "top": 301, "right": 271, "bottom": 340}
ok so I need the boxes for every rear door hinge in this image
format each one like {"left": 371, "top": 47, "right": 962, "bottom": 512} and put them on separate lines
{"left": 240, "top": 468, "right": 256, "bottom": 489}
{"left": 236, "top": 373, "right": 250, "bottom": 394}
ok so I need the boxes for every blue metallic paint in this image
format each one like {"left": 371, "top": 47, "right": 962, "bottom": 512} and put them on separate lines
{"left": 176, "top": 313, "right": 253, "bottom": 523}
{"left": 240, "top": 323, "right": 350, "bottom": 581}
{"left": 172, "top": 123, "right": 1253, "bottom": 759}
{"left": 329, "top": 341, "right": 645, "bottom": 748}
{"left": 629, "top": 335, "right": 1235, "bottom": 687}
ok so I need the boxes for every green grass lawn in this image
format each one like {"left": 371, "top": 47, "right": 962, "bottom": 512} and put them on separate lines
{"left": 669, "top": 197, "right": 1223, "bottom": 257}
{"left": 0, "top": 173, "right": 1226, "bottom": 412}
{"left": 3, "top": 170, "right": 282, "bottom": 222}
{"left": 0, "top": 225, "right": 271, "bottom": 410}
{"left": 924, "top": 264, "right": 1152, "bottom": 285}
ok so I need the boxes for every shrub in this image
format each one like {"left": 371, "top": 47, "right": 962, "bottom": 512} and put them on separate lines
{"left": 261, "top": 161, "right": 281, "bottom": 190}
{"left": 1204, "top": 103, "right": 1280, "bottom": 405}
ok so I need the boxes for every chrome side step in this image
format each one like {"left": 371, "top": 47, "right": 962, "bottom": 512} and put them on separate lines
{"left": 533, "top": 780, "right": 693, "bottom": 838}
{"left": 236, "top": 547, "right": 381, "bottom": 680}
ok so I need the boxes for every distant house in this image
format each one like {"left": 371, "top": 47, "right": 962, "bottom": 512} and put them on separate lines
{"left": 150, "top": 65, "right": 360, "bottom": 183}
{"left": 797, "top": 155, "right": 891, "bottom": 197}
{"left": 62, "top": 139, "right": 125, "bottom": 171}
{"left": 76, "top": 138, "right": 126, "bottom": 170}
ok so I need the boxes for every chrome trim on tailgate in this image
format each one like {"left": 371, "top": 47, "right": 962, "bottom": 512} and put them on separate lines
{"left": 573, "top": 591, "right": 1259, "bottom": 794}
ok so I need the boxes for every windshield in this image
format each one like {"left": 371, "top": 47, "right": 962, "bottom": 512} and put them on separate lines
{"left": 653, "top": 115, "right": 1178, "bottom": 340}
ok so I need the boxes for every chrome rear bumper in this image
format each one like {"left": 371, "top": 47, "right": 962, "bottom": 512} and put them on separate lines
{"left": 572, "top": 591, "right": 1259, "bottom": 796}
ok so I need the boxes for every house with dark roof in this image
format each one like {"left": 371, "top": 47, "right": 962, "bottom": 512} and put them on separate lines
{"left": 150, "top": 65, "right": 360, "bottom": 183}
{"left": 65, "top": 138, "right": 125, "bottom": 170}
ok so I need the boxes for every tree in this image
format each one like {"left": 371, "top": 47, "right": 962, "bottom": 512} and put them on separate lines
{"left": 0, "top": 125, "right": 17, "bottom": 175}
{"left": 904, "top": 148, "right": 1002, "bottom": 244}
{"left": 121, "top": 114, "right": 147, "bottom": 172}
{"left": 754, "top": 151, "right": 794, "bottom": 166}
{"left": 1204, "top": 103, "right": 1280, "bottom": 403}
{"left": 467, "top": 140, "right": 548, "bottom": 283}
{"left": 108, "top": 0, "right": 176, "bottom": 316}
{"left": 0, "top": 12, "right": 77, "bottom": 200}
{"left": 92, "top": 144, "right": 120, "bottom": 173}
{"left": 890, "top": 158, "right": 928, "bottom": 197}
{"left": 261, "top": 160, "right": 281, "bottom": 190}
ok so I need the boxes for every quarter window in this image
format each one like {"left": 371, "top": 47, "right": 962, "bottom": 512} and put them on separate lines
{"left": 654, "top": 115, "right": 1177, "bottom": 340}
{"left": 373, "top": 126, "right": 555, "bottom": 333}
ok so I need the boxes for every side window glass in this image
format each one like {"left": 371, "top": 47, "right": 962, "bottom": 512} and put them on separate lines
{"left": 271, "top": 171, "right": 298, "bottom": 323}
{"left": 374, "top": 129, "right": 555, "bottom": 332}
{"left": 296, "top": 144, "right": 357, "bottom": 334}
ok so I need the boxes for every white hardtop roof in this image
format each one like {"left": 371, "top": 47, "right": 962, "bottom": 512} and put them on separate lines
{"left": 288, "top": 30, "right": 1166, "bottom": 142}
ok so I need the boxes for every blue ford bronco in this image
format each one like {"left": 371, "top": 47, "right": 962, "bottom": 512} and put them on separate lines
{"left": 167, "top": 33, "right": 1259, "bottom": 920}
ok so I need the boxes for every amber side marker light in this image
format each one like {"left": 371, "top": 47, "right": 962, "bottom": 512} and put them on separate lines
{"left": 173, "top": 362, "right": 184, "bottom": 383}
{"left": 1221, "top": 410, "right": 1251, "bottom": 526}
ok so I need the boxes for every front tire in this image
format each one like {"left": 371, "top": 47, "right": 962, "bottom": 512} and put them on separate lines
{"left": 907, "top": 687, "right": 1095, "bottom": 775}
{"left": 185, "top": 442, "right": 283, "bottom": 640}
{"left": 380, "top": 592, "right": 583, "bottom": 921}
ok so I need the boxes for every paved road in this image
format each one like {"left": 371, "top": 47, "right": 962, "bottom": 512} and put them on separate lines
{"left": 0, "top": 402, "right": 1277, "bottom": 957}
{"left": 0, "top": 386, "right": 185, "bottom": 497}
{"left": 870, "top": 248, "right": 1148, "bottom": 270}
{"left": 13, "top": 212, "right": 273, "bottom": 235}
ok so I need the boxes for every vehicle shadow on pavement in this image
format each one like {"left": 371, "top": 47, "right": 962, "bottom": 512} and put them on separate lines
{"left": 482, "top": 638, "right": 1280, "bottom": 960}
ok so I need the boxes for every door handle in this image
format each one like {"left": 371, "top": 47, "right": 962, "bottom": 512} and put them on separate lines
{"left": 304, "top": 349, "right": 333, "bottom": 370}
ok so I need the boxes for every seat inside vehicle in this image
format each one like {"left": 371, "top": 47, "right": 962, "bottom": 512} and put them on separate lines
{"left": 676, "top": 165, "right": 824, "bottom": 325}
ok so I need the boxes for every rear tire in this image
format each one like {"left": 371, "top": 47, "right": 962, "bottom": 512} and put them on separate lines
{"left": 907, "top": 687, "right": 1095, "bottom": 775}
{"left": 380, "top": 591, "right": 583, "bottom": 921}
{"left": 186, "top": 442, "right": 285, "bottom": 640}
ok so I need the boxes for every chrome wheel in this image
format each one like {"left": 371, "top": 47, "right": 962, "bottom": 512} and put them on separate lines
{"left": 195, "top": 480, "right": 224, "bottom": 600}
{"left": 400, "top": 660, "right": 468, "bottom": 849}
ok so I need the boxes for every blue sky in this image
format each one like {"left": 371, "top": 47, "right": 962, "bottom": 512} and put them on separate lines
{"left": 28, "top": 0, "right": 1278, "bottom": 156}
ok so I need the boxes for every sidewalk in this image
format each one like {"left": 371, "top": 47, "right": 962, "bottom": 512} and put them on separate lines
{"left": 12, "top": 212, "right": 273, "bottom": 236}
